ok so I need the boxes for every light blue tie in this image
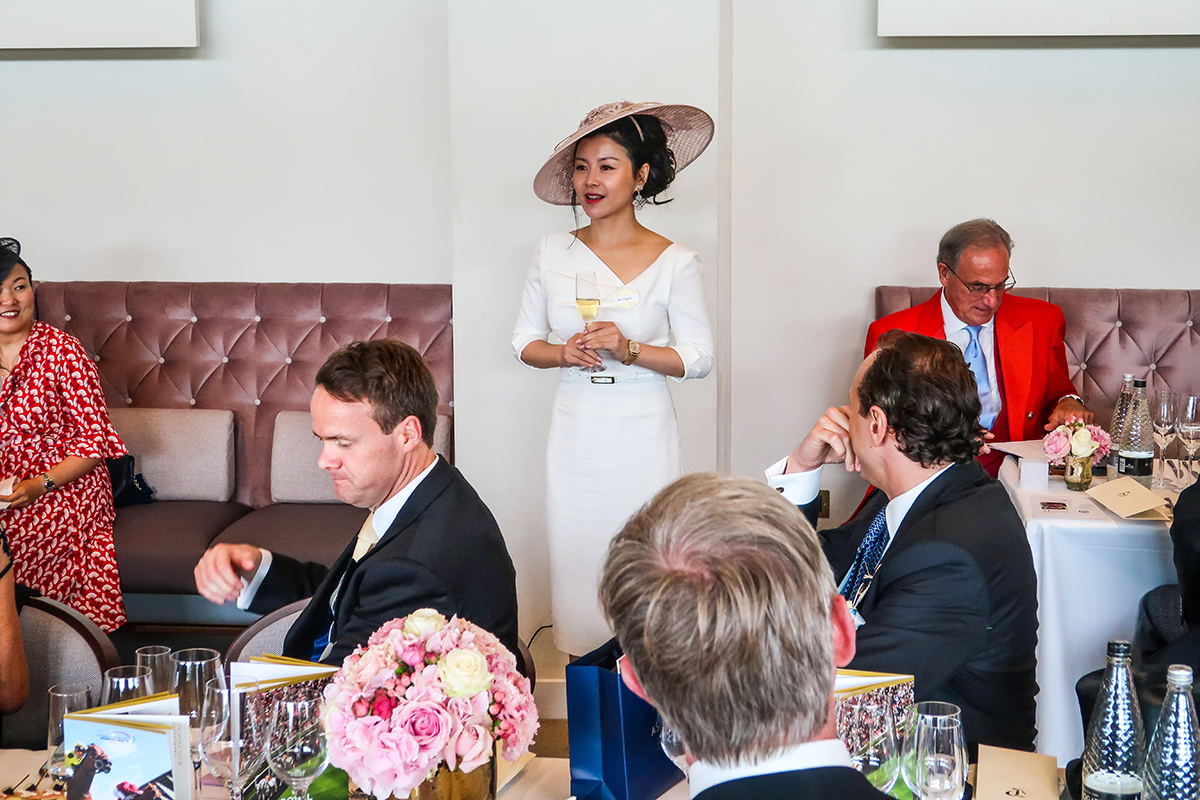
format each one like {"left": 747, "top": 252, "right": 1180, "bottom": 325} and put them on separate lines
{"left": 840, "top": 505, "right": 889, "bottom": 607}
{"left": 965, "top": 326, "right": 998, "bottom": 430}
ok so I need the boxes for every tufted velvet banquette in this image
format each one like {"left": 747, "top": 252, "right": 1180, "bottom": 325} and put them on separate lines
{"left": 31, "top": 282, "right": 453, "bottom": 627}
{"left": 875, "top": 287, "right": 1200, "bottom": 426}
{"left": 35, "top": 282, "right": 453, "bottom": 508}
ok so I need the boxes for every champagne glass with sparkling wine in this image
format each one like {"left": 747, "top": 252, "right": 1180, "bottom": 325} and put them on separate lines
{"left": 575, "top": 271, "right": 604, "bottom": 373}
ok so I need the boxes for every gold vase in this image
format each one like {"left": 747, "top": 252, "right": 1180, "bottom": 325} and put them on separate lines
{"left": 349, "top": 762, "right": 495, "bottom": 800}
{"left": 1065, "top": 454, "right": 1094, "bottom": 491}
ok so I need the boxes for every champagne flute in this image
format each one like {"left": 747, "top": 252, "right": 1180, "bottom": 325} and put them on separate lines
{"left": 172, "top": 647, "right": 223, "bottom": 793}
{"left": 1179, "top": 394, "right": 1200, "bottom": 487}
{"left": 101, "top": 665, "right": 151, "bottom": 705}
{"left": 849, "top": 701, "right": 900, "bottom": 793}
{"left": 267, "top": 698, "right": 330, "bottom": 800}
{"left": 1152, "top": 389, "right": 1178, "bottom": 490}
{"left": 201, "top": 677, "right": 266, "bottom": 800}
{"left": 911, "top": 713, "right": 967, "bottom": 800}
{"left": 136, "top": 645, "right": 173, "bottom": 694}
{"left": 575, "top": 271, "right": 604, "bottom": 374}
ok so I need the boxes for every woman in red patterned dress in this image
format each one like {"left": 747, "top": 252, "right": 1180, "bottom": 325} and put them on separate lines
{"left": 0, "top": 238, "right": 128, "bottom": 631}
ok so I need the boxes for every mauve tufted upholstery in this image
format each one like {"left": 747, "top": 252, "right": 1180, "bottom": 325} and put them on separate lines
{"left": 34, "top": 282, "right": 453, "bottom": 508}
{"left": 875, "top": 287, "right": 1200, "bottom": 426}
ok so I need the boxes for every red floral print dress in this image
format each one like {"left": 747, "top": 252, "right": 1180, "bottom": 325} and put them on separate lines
{"left": 0, "top": 321, "right": 127, "bottom": 631}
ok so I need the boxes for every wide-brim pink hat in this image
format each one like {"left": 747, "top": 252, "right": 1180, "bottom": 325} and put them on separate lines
{"left": 533, "top": 101, "right": 715, "bottom": 206}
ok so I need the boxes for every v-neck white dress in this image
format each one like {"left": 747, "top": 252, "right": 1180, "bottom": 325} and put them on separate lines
{"left": 513, "top": 232, "right": 715, "bottom": 654}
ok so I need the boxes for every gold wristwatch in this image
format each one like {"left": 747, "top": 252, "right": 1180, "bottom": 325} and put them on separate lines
{"left": 623, "top": 340, "right": 641, "bottom": 366}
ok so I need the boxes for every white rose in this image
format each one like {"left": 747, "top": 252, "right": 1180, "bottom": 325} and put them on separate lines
{"left": 1070, "top": 427, "right": 1099, "bottom": 458}
{"left": 439, "top": 649, "right": 494, "bottom": 698}
{"left": 403, "top": 608, "right": 447, "bottom": 639}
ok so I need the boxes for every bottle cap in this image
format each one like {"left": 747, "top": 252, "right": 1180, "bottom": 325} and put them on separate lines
{"left": 1123, "top": 373, "right": 1134, "bottom": 381}
{"left": 1107, "top": 640, "right": 1132, "bottom": 658}
{"left": 1134, "top": 379, "right": 1147, "bottom": 387}
{"left": 1167, "top": 664, "right": 1193, "bottom": 688}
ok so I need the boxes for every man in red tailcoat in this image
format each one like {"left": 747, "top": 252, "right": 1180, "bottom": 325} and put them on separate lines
{"left": 865, "top": 219, "right": 1092, "bottom": 475}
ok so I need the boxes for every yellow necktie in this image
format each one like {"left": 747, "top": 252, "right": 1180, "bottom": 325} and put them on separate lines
{"left": 351, "top": 512, "right": 377, "bottom": 561}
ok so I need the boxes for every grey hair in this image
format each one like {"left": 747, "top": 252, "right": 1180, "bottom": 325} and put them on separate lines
{"left": 599, "top": 473, "right": 838, "bottom": 765}
{"left": 936, "top": 218, "right": 1013, "bottom": 270}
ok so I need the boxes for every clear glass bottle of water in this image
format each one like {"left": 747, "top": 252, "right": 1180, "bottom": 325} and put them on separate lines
{"left": 1111, "top": 374, "right": 1136, "bottom": 474}
{"left": 1142, "top": 664, "right": 1199, "bottom": 800}
{"left": 1083, "top": 641, "right": 1146, "bottom": 800}
{"left": 1119, "top": 380, "right": 1154, "bottom": 487}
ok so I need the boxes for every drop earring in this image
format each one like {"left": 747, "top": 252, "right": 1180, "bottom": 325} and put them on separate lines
{"left": 634, "top": 185, "right": 645, "bottom": 209}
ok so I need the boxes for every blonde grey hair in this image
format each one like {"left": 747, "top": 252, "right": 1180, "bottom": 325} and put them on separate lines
{"left": 599, "top": 473, "right": 838, "bottom": 765}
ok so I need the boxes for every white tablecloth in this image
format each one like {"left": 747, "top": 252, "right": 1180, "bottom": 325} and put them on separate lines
{"left": 998, "top": 457, "right": 1176, "bottom": 766}
{"left": 0, "top": 751, "right": 690, "bottom": 800}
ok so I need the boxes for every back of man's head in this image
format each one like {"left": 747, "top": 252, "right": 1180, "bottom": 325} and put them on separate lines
{"left": 316, "top": 339, "right": 439, "bottom": 446}
{"left": 859, "top": 330, "right": 983, "bottom": 468}
{"left": 599, "top": 473, "right": 838, "bottom": 765}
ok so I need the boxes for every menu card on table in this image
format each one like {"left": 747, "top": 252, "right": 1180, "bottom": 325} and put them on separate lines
{"left": 62, "top": 693, "right": 193, "bottom": 800}
{"left": 1087, "top": 476, "right": 1173, "bottom": 522}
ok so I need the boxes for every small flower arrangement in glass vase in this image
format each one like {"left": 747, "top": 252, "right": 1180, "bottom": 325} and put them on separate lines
{"left": 1043, "top": 421, "right": 1113, "bottom": 491}
{"left": 322, "top": 609, "right": 538, "bottom": 800}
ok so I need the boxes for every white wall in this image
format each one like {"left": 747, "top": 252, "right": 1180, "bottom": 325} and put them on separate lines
{"left": 0, "top": 0, "right": 452, "bottom": 283}
{"left": 446, "top": 0, "right": 721, "bottom": 637}
{"left": 730, "top": 3, "right": 1200, "bottom": 521}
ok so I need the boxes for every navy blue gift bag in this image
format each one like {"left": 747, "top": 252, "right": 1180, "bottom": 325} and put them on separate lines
{"left": 567, "top": 638, "right": 684, "bottom": 800}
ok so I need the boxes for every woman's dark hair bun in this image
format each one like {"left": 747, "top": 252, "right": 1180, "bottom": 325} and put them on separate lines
{"left": 585, "top": 114, "right": 677, "bottom": 205}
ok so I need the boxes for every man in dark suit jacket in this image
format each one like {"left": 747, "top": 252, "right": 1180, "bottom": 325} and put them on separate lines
{"left": 767, "top": 330, "right": 1039, "bottom": 753}
{"left": 599, "top": 474, "right": 889, "bottom": 800}
{"left": 194, "top": 340, "right": 519, "bottom": 664}
{"left": 865, "top": 219, "right": 1090, "bottom": 475}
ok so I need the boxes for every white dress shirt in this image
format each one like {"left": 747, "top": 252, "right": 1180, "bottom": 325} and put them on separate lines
{"left": 764, "top": 457, "right": 950, "bottom": 559}
{"left": 688, "top": 738, "right": 853, "bottom": 798}
{"left": 236, "top": 456, "right": 440, "bottom": 609}
{"left": 941, "top": 291, "right": 1002, "bottom": 426}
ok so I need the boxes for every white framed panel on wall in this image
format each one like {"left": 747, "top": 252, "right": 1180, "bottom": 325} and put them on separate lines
{"left": 878, "top": 0, "right": 1200, "bottom": 37}
{"left": 0, "top": 0, "right": 197, "bottom": 48}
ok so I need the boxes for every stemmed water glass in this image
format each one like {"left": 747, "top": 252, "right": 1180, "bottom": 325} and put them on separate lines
{"left": 1179, "top": 394, "right": 1200, "bottom": 487}
{"left": 1152, "top": 390, "right": 1179, "bottom": 490}
{"left": 849, "top": 701, "right": 900, "bottom": 793}
{"left": 201, "top": 677, "right": 266, "bottom": 800}
{"left": 172, "top": 648, "right": 223, "bottom": 793}
{"left": 575, "top": 271, "right": 604, "bottom": 374}
{"left": 266, "top": 698, "right": 330, "bottom": 800}
{"left": 136, "top": 645, "right": 173, "bottom": 694}
{"left": 902, "top": 702, "right": 966, "bottom": 800}
{"left": 101, "top": 665, "right": 151, "bottom": 705}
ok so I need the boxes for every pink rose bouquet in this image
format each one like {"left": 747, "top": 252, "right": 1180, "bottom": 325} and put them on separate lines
{"left": 323, "top": 609, "right": 538, "bottom": 798}
{"left": 1043, "top": 421, "right": 1112, "bottom": 465}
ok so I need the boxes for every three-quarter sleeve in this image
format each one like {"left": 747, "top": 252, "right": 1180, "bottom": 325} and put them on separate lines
{"left": 667, "top": 253, "right": 715, "bottom": 381}
{"left": 511, "top": 237, "right": 551, "bottom": 369}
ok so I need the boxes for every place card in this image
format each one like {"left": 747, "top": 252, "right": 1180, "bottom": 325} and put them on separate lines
{"left": 1087, "top": 476, "right": 1172, "bottom": 521}
{"left": 975, "top": 744, "right": 1058, "bottom": 800}
{"left": 1020, "top": 459, "right": 1049, "bottom": 490}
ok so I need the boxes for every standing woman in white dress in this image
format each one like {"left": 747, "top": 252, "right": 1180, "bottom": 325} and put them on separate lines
{"left": 512, "top": 101, "right": 715, "bottom": 656}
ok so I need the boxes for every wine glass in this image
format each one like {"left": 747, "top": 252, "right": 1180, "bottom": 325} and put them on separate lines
{"left": 47, "top": 684, "right": 91, "bottom": 779}
{"left": 657, "top": 717, "right": 689, "bottom": 778}
{"left": 1152, "top": 390, "right": 1178, "bottom": 490}
{"left": 849, "top": 701, "right": 900, "bottom": 793}
{"left": 136, "top": 645, "right": 173, "bottom": 694}
{"left": 901, "top": 702, "right": 961, "bottom": 797}
{"left": 267, "top": 697, "right": 330, "bottom": 800}
{"left": 575, "top": 271, "right": 604, "bottom": 374}
{"left": 201, "top": 677, "right": 266, "bottom": 800}
{"left": 909, "top": 708, "right": 967, "bottom": 800}
{"left": 172, "top": 647, "right": 223, "bottom": 793}
{"left": 101, "top": 665, "right": 151, "bottom": 705}
{"left": 1179, "top": 394, "right": 1200, "bottom": 487}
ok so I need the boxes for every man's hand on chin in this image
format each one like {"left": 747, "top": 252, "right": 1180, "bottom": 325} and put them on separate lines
{"left": 786, "top": 405, "right": 858, "bottom": 474}
{"left": 1046, "top": 397, "right": 1094, "bottom": 431}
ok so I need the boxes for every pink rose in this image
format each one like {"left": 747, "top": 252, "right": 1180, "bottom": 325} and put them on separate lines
{"left": 396, "top": 700, "right": 455, "bottom": 759}
{"left": 370, "top": 689, "right": 398, "bottom": 719}
{"left": 1043, "top": 428, "right": 1071, "bottom": 464}
{"left": 446, "top": 722, "right": 493, "bottom": 773}
{"left": 400, "top": 643, "right": 426, "bottom": 669}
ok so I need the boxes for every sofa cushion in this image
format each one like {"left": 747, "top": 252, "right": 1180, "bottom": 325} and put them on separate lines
{"left": 107, "top": 407, "right": 236, "bottom": 502}
{"left": 212, "top": 503, "right": 370, "bottom": 570}
{"left": 115, "top": 500, "right": 253, "bottom": 594}
{"left": 271, "top": 411, "right": 454, "bottom": 503}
